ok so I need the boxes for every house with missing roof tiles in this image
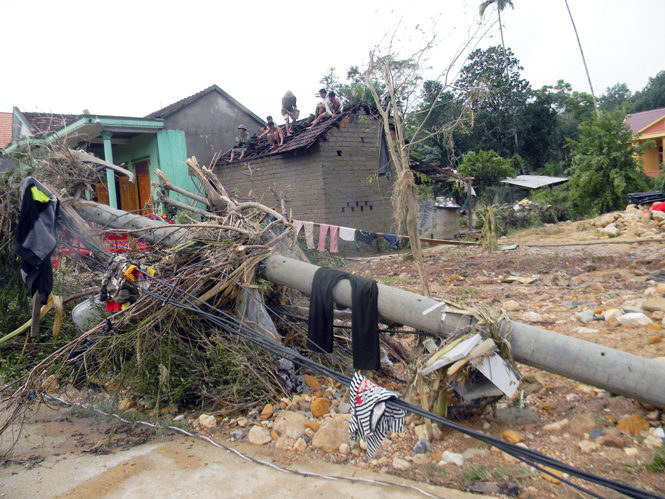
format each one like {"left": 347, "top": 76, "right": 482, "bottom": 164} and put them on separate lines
{"left": 146, "top": 84, "right": 265, "bottom": 169}
{"left": 626, "top": 107, "right": 665, "bottom": 177}
{"left": 213, "top": 103, "right": 398, "bottom": 236}
{"left": 212, "top": 102, "right": 462, "bottom": 240}
{"left": 5, "top": 107, "right": 196, "bottom": 215}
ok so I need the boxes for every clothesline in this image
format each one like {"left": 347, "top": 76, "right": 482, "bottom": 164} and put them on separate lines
{"left": 305, "top": 221, "right": 478, "bottom": 247}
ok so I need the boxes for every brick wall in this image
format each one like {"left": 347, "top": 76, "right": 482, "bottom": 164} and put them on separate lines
{"left": 213, "top": 113, "right": 395, "bottom": 233}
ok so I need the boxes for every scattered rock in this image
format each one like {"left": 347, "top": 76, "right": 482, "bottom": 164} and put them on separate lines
{"left": 643, "top": 298, "right": 665, "bottom": 313}
{"left": 619, "top": 313, "right": 652, "bottom": 326}
{"left": 576, "top": 310, "right": 595, "bottom": 324}
{"left": 305, "top": 421, "right": 320, "bottom": 432}
{"left": 502, "top": 300, "right": 520, "bottom": 311}
{"left": 543, "top": 419, "right": 569, "bottom": 431}
{"left": 311, "top": 419, "right": 350, "bottom": 453}
{"left": 604, "top": 437, "right": 625, "bottom": 449}
{"left": 275, "top": 435, "right": 295, "bottom": 449}
{"left": 293, "top": 437, "right": 307, "bottom": 452}
{"left": 522, "top": 311, "right": 544, "bottom": 322}
{"left": 337, "top": 402, "right": 351, "bottom": 414}
{"left": 588, "top": 428, "right": 603, "bottom": 439}
{"left": 644, "top": 435, "right": 664, "bottom": 449}
{"left": 305, "top": 376, "right": 320, "bottom": 389}
{"left": 273, "top": 411, "right": 307, "bottom": 440}
{"left": 392, "top": 457, "right": 411, "bottom": 471}
{"left": 579, "top": 440, "right": 600, "bottom": 453}
{"left": 597, "top": 213, "right": 616, "bottom": 227}
{"left": 248, "top": 425, "right": 272, "bottom": 445}
{"left": 413, "top": 438, "right": 431, "bottom": 454}
{"left": 624, "top": 447, "right": 639, "bottom": 456}
{"left": 501, "top": 430, "right": 525, "bottom": 444}
{"left": 260, "top": 403, "right": 274, "bottom": 420}
{"left": 271, "top": 430, "right": 280, "bottom": 441}
{"left": 439, "top": 451, "right": 464, "bottom": 467}
{"left": 648, "top": 335, "right": 662, "bottom": 345}
{"left": 617, "top": 414, "right": 650, "bottom": 435}
{"left": 540, "top": 467, "right": 563, "bottom": 484}
{"left": 602, "top": 223, "right": 620, "bottom": 237}
{"left": 42, "top": 375, "right": 60, "bottom": 394}
{"left": 339, "top": 443, "right": 350, "bottom": 455}
{"left": 465, "top": 481, "right": 520, "bottom": 497}
{"left": 118, "top": 398, "right": 136, "bottom": 411}
{"left": 198, "top": 414, "right": 217, "bottom": 430}
{"left": 231, "top": 430, "right": 244, "bottom": 441}
{"left": 311, "top": 398, "right": 331, "bottom": 418}
{"left": 462, "top": 448, "right": 490, "bottom": 460}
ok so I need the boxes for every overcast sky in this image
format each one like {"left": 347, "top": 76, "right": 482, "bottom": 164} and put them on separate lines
{"left": 1, "top": 0, "right": 663, "bottom": 123}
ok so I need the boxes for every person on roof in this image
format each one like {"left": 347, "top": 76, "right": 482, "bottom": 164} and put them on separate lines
{"left": 258, "top": 116, "right": 284, "bottom": 148}
{"left": 313, "top": 88, "right": 328, "bottom": 122}
{"left": 307, "top": 91, "right": 344, "bottom": 128}
{"left": 281, "top": 91, "right": 300, "bottom": 136}
{"left": 228, "top": 124, "right": 251, "bottom": 162}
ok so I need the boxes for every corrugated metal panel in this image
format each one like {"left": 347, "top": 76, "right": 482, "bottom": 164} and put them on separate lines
{"left": 501, "top": 175, "right": 569, "bottom": 189}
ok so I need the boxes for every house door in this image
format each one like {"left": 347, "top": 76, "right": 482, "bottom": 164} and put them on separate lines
{"left": 119, "top": 177, "right": 140, "bottom": 213}
{"left": 134, "top": 160, "right": 153, "bottom": 216}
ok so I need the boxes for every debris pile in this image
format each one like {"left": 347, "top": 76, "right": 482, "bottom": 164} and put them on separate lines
{"left": 592, "top": 203, "right": 665, "bottom": 238}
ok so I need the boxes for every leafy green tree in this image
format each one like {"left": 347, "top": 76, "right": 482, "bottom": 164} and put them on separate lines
{"left": 567, "top": 110, "right": 651, "bottom": 216}
{"left": 631, "top": 70, "right": 665, "bottom": 112}
{"left": 599, "top": 83, "right": 631, "bottom": 113}
{"left": 455, "top": 46, "right": 531, "bottom": 156}
{"left": 457, "top": 150, "right": 516, "bottom": 196}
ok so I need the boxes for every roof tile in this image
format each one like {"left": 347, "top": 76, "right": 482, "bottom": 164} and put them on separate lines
{"left": 626, "top": 107, "right": 665, "bottom": 134}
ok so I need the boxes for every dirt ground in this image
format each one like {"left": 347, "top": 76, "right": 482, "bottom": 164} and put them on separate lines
{"left": 2, "top": 220, "right": 665, "bottom": 499}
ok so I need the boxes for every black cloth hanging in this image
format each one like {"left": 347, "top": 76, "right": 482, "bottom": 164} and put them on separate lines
{"left": 308, "top": 268, "right": 380, "bottom": 370}
{"left": 13, "top": 177, "right": 59, "bottom": 304}
{"left": 354, "top": 229, "right": 376, "bottom": 251}
{"left": 378, "top": 128, "right": 391, "bottom": 177}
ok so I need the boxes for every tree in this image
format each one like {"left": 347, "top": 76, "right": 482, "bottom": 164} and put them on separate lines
{"left": 457, "top": 150, "right": 515, "bottom": 197}
{"left": 599, "top": 83, "right": 631, "bottom": 113}
{"left": 455, "top": 46, "right": 531, "bottom": 156}
{"left": 567, "top": 110, "right": 651, "bottom": 216}
{"left": 478, "top": 0, "right": 514, "bottom": 56}
{"left": 631, "top": 70, "right": 665, "bottom": 113}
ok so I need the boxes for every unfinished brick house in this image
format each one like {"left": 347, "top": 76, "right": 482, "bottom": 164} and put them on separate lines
{"left": 213, "top": 103, "right": 395, "bottom": 234}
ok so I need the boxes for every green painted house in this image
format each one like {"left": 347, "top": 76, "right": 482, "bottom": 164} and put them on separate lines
{"left": 6, "top": 107, "right": 197, "bottom": 213}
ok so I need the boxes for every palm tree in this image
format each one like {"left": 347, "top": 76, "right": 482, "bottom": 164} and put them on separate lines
{"left": 479, "top": 0, "right": 514, "bottom": 56}
{"left": 479, "top": 0, "right": 519, "bottom": 152}
{"left": 563, "top": 0, "right": 599, "bottom": 117}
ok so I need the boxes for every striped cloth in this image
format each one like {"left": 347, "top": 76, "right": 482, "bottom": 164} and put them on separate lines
{"left": 348, "top": 372, "right": 405, "bottom": 458}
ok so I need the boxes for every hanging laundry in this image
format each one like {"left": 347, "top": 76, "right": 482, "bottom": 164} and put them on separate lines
{"left": 329, "top": 225, "right": 339, "bottom": 253}
{"left": 303, "top": 221, "right": 315, "bottom": 249}
{"left": 348, "top": 372, "right": 405, "bottom": 458}
{"left": 308, "top": 268, "right": 380, "bottom": 370}
{"left": 293, "top": 220, "right": 304, "bottom": 237}
{"left": 318, "top": 224, "right": 330, "bottom": 252}
{"left": 339, "top": 226, "right": 355, "bottom": 242}
{"left": 354, "top": 229, "right": 376, "bottom": 251}
{"left": 13, "top": 177, "right": 59, "bottom": 305}
{"left": 382, "top": 233, "right": 400, "bottom": 250}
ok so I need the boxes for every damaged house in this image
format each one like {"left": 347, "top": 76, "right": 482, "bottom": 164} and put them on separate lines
{"left": 5, "top": 107, "right": 197, "bottom": 214}
{"left": 213, "top": 103, "right": 396, "bottom": 235}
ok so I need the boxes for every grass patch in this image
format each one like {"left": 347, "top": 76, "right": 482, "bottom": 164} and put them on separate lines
{"left": 646, "top": 443, "right": 665, "bottom": 473}
{"left": 460, "top": 464, "right": 507, "bottom": 482}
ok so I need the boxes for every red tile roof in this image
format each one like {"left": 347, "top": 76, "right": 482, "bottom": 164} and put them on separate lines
{"left": 23, "top": 112, "right": 78, "bottom": 134}
{"left": 626, "top": 107, "right": 665, "bottom": 134}
{"left": 0, "top": 112, "right": 12, "bottom": 148}
{"left": 214, "top": 102, "right": 375, "bottom": 166}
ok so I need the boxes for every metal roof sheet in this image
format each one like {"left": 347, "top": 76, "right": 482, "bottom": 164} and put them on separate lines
{"left": 501, "top": 175, "right": 569, "bottom": 189}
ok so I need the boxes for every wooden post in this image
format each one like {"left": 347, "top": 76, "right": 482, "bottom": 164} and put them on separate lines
{"left": 466, "top": 179, "right": 473, "bottom": 231}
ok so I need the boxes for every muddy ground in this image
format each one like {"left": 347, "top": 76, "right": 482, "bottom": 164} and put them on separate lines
{"left": 2, "top": 220, "right": 665, "bottom": 499}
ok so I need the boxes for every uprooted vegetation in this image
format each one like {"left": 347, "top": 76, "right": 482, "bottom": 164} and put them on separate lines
{"left": 0, "top": 145, "right": 507, "bottom": 436}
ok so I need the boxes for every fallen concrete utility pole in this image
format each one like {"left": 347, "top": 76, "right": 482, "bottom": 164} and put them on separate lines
{"left": 262, "top": 254, "right": 665, "bottom": 409}
{"left": 72, "top": 201, "right": 190, "bottom": 248}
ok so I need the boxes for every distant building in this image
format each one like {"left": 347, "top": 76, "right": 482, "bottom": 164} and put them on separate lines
{"left": 626, "top": 107, "right": 665, "bottom": 177}
{"left": 5, "top": 107, "right": 196, "bottom": 213}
